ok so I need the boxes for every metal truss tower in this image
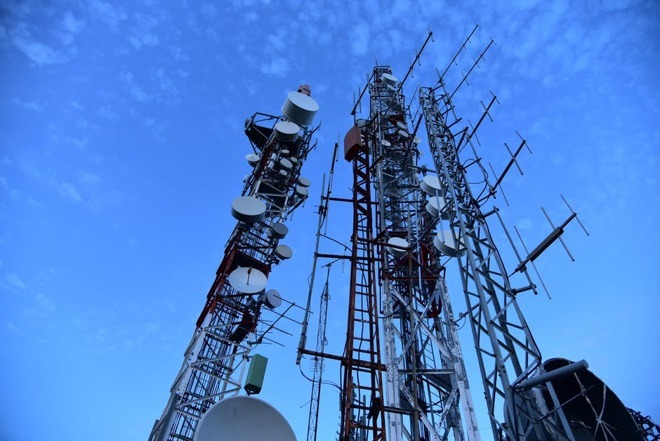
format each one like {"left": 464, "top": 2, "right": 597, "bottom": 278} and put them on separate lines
{"left": 418, "top": 83, "right": 572, "bottom": 440}
{"left": 150, "top": 31, "right": 658, "bottom": 441}
{"left": 298, "top": 30, "right": 656, "bottom": 441}
{"left": 343, "top": 65, "right": 482, "bottom": 441}
{"left": 149, "top": 86, "right": 319, "bottom": 441}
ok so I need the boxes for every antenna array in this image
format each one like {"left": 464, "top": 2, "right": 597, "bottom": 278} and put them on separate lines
{"left": 148, "top": 87, "right": 319, "bottom": 441}
{"left": 149, "top": 28, "right": 658, "bottom": 441}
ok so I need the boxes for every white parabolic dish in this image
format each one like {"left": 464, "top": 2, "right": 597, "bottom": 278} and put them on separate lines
{"left": 381, "top": 72, "right": 398, "bottom": 86}
{"left": 245, "top": 153, "right": 260, "bottom": 167}
{"left": 194, "top": 396, "right": 297, "bottom": 441}
{"left": 231, "top": 196, "right": 266, "bottom": 223}
{"left": 433, "top": 231, "right": 465, "bottom": 257}
{"left": 275, "top": 244, "right": 293, "bottom": 259}
{"left": 281, "top": 92, "right": 319, "bottom": 126}
{"left": 420, "top": 175, "right": 442, "bottom": 196}
{"left": 386, "top": 237, "right": 409, "bottom": 256}
{"left": 274, "top": 120, "right": 300, "bottom": 142}
{"left": 227, "top": 267, "right": 268, "bottom": 294}
{"left": 262, "top": 289, "right": 283, "bottom": 309}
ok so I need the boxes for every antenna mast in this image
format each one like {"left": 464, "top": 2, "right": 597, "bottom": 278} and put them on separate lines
{"left": 148, "top": 86, "right": 320, "bottom": 441}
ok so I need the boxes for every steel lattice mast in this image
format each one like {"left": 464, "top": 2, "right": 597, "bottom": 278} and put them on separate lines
{"left": 297, "top": 63, "right": 483, "bottom": 440}
{"left": 296, "top": 32, "right": 587, "bottom": 440}
{"left": 149, "top": 86, "right": 319, "bottom": 441}
{"left": 365, "top": 66, "right": 481, "bottom": 441}
{"left": 419, "top": 84, "right": 574, "bottom": 440}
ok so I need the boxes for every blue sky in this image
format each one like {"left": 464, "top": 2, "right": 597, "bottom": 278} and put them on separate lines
{"left": 1, "top": 1, "right": 659, "bottom": 440}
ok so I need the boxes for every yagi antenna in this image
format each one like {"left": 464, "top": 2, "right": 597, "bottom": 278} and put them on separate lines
{"left": 398, "top": 31, "right": 434, "bottom": 91}
{"left": 448, "top": 39, "right": 494, "bottom": 101}
{"left": 437, "top": 24, "right": 479, "bottom": 82}
{"left": 514, "top": 225, "right": 551, "bottom": 298}
{"left": 351, "top": 70, "right": 375, "bottom": 116}
{"left": 493, "top": 134, "right": 530, "bottom": 191}
{"left": 514, "top": 195, "right": 589, "bottom": 274}
{"left": 488, "top": 162, "right": 510, "bottom": 206}
{"left": 479, "top": 132, "right": 532, "bottom": 205}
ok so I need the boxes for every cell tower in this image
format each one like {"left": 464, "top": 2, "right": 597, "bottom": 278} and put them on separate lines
{"left": 296, "top": 30, "right": 658, "bottom": 441}
{"left": 148, "top": 85, "right": 319, "bottom": 441}
{"left": 149, "top": 30, "right": 659, "bottom": 441}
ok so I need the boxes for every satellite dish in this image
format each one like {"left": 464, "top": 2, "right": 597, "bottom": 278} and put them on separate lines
{"left": 281, "top": 92, "right": 319, "bottom": 126}
{"left": 381, "top": 72, "right": 398, "bottom": 86}
{"left": 231, "top": 196, "right": 266, "bottom": 223}
{"left": 228, "top": 267, "right": 268, "bottom": 293}
{"left": 426, "top": 195, "right": 449, "bottom": 219}
{"left": 396, "top": 121, "right": 407, "bottom": 131}
{"left": 260, "top": 289, "right": 283, "bottom": 309}
{"left": 270, "top": 222, "right": 288, "bottom": 239}
{"left": 420, "top": 175, "right": 442, "bottom": 196}
{"left": 275, "top": 244, "right": 293, "bottom": 260}
{"left": 386, "top": 237, "right": 409, "bottom": 256}
{"left": 295, "top": 185, "right": 308, "bottom": 198}
{"left": 274, "top": 121, "right": 300, "bottom": 142}
{"left": 297, "top": 176, "right": 311, "bottom": 188}
{"left": 194, "top": 396, "right": 297, "bottom": 441}
{"left": 245, "top": 153, "right": 260, "bottom": 167}
{"left": 279, "top": 158, "right": 293, "bottom": 171}
{"left": 433, "top": 231, "right": 465, "bottom": 257}
{"left": 506, "top": 358, "right": 644, "bottom": 441}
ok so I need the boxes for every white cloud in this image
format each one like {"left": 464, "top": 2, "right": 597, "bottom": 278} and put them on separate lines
{"left": 89, "top": 0, "right": 127, "bottom": 30}
{"left": 4, "top": 272, "right": 26, "bottom": 291}
{"left": 245, "top": 11, "right": 259, "bottom": 22}
{"left": 351, "top": 25, "right": 369, "bottom": 56}
{"left": 267, "top": 30, "right": 286, "bottom": 52}
{"left": 128, "top": 13, "right": 160, "bottom": 49}
{"left": 200, "top": 3, "right": 219, "bottom": 19}
{"left": 60, "top": 11, "right": 84, "bottom": 45}
{"left": 261, "top": 57, "right": 290, "bottom": 78}
{"left": 10, "top": 22, "right": 65, "bottom": 65}
{"left": 11, "top": 97, "right": 46, "bottom": 112}
{"left": 170, "top": 45, "right": 189, "bottom": 61}
{"left": 62, "top": 11, "right": 84, "bottom": 34}
{"left": 35, "top": 293, "right": 55, "bottom": 312}
{"left": 98, "top": 106, "right": 117, "bottom": 122}
{"left": 77, "top": 170, "right": 100, "bottom": 185}
{"left": 152, "top": 69, "right": 178, "bottom": 98}
{"left": 119, "top": 71, "right": 151, "bottom": 102}
{"left": 56, "top": 181, "right": 83, "bottom": 203}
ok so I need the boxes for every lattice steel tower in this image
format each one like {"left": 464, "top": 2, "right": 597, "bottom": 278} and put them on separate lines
{"left": 150, "top": 31, "right": 658, "bottom": 441}
{"left": 148, "top": 85, "right": 319, "bottom": 441}
{"left": 297, "top": 31, "right": 657, "bottom": 441}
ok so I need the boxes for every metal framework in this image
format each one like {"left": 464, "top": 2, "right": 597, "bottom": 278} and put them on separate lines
{"left": 419, "top": 84, "right": 574, "bottom": 440}
{"left": 149, "top": 89, "right": 319, "bottom": 441}
{"left": 339, "top": 127, "right": 387, "bottom": 441}
{"left": 150, "top": 31, "right": 658, "bottom": 441}
{"left": 367, "top": 66, "right": 480, "bottom": 441}
{"left": 629, "top": 408, "right": 660, "bottom": 440}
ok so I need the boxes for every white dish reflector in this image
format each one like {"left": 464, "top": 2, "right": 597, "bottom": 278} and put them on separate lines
{"left": 194, "top": 396, "right": 296, "bottom": 441}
